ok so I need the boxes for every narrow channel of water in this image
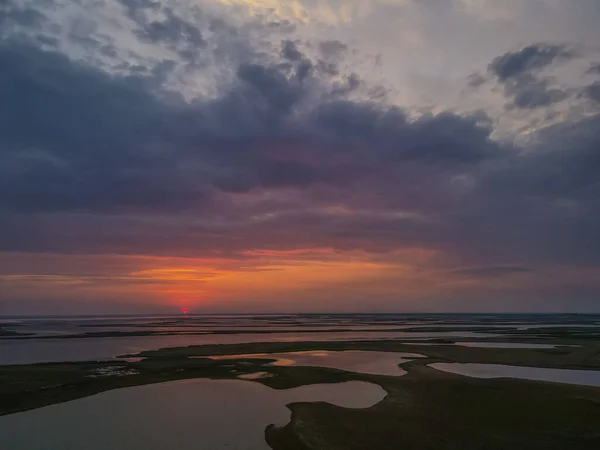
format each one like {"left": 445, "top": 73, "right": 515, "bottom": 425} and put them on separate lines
{"left": 430, "top": 363, "right": 600, "bottom": 387}
{"left": 456, "top": 342, "right": 559, "bottom": 349}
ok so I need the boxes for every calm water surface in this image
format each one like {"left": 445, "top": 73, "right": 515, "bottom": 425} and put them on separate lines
{"left": 0, "top": 331, "right": 492, "bottom": 365}
{"left": 456, "top": 342, "right": 559, "bottom": 349}
{"left": 3, "top": 313, "right": 596, "bottom": 365}
{"left": 0, "top": 379, "right": 386, "bottom": 450}
{"left": 209, "top": 350, "right": 421, "bottom": 376}
{"left": 430, "top": 363, "right": 600, "bottom": 387}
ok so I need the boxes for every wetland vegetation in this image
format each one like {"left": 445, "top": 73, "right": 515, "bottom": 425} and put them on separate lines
{"left": 2, "top": 315, "right": 600, "bottom": 449}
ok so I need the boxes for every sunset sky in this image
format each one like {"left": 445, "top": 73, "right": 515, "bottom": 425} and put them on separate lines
{"left": 1, "top": 0, "right": 600, "bottom": 314}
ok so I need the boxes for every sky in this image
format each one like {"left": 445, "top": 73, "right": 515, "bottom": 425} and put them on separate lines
{"left": 1, "top": 0, "right": 600, "bottom": 314}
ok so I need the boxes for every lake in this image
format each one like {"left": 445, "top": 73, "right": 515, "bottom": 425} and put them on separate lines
{"left": 208, "top": 350, "right": 422, "bottom": 376}
{"left": 0, "top": 378, "right": 386, "bottom": 450}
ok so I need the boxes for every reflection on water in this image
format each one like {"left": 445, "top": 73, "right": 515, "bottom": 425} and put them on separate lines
{"left": 0, "top": 332, "right": 490, "bottom": 365}
{"left": 456, "top": 342, "right": 559, "bottom": 349}
{"left": 430, "top": 363, "right": 600, "bottom": 387}
{"left": 209, "top": 350, "right": 421, "bottom": 376}
{"left": 4, "top": 313, "right": 596, "bottom": 366}
{"left": 0, "top": 379, "right": 386, "bottom": 450}
{"left": 238, "top": 372, "right": 273, "bottom": 380}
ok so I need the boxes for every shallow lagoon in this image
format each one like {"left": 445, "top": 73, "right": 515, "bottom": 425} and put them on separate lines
{"left": 0, "top": 331, "right": 492, "bottom": 365}
{"left": 0, "top": 379, "right": 386, "bottom": 450}
{"left": 209, "top": 350, "right": 421, "bottom": 376}
{"left": 431, "top": 363, "right": 600, "bottom": 387}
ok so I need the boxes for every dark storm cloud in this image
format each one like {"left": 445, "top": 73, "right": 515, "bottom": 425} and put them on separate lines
{"left": 0, "top": 37, "right": 502, "bottom": 215}
{"left": 330, "top": 73, "right": 361, "bottom": 96}
{"left": 237, "top": 62, "right": 306, "bottom": 117}
{"left": 119, "top": 0, "right": 205, "bottom": 60}
{"left": 67, "top": 17, "right": 101, "bottom": 50}
{"left": 0, "top": 42, "right": 203, "bottom": 212}
{"left": 503, "top": 75, "right": 568, "bottom": 109}
{"left": 466, "top": 73, "right": 486, "bottom": 89}
{"left": 488, "top": 43, "right": 575, "bottom": 81}
{"left": 137, "top": 9, "right": 204, "bottom": 48}
{"left": 582, "top": 81, "right": 600, "bottom": 103}
{"left": 1, "top": 6, "right": 600, "bottom": 284}
{"left": 311, "top": 102, "right": 497, "bottom": 163}
{"left": 545, "top": 122, "right": 600, "bottom": 200}
{"left": 316, "top": 59, "right": 339, "bottom": 76}
{"left": 34, "top": 34, "right": 58, "bottom": 47}
{"left": 485, "top": 44, "right": 575, "bottom": 109}
{"left": 446, "top": 112, "right": 600, "bottom": 266}
{"left": 586, "top": 63, "right": 600, "bottom": 75}
{"left": 318, "top": 40, "right": 347, "bottom": 60}
{"left": 120, "top": 0, "right": 159, "bottom": 23}
{"left": 514, "top": 114, "right": 600, "bottom": 196}
{"left": 281, "top": 40, "right": 303, "bottom": 61}
{"left": 0, "top": 3, "right": 46, "bottom": 28}
{"left": 278, "top": 40, "right": 313, "bottom": 82}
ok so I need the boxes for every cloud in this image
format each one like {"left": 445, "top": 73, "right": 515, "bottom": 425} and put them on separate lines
{"left": 1, "top": 0, "right": 600, "bottom": 311}
{"left": 281, "top": 39, "right": 304, "bottom": 61}
{"left": 236, "top": 61, "right": 306, "bottom": 117}
{"left": 466, "top": 73, "right": 486, "bottom": 88}
{"left": 2, "top": 30, "right": 599, "bottom": 273}
{"left": 0, "top": 2, "right": 46, "bottom": 28}
{"left": 0, "top": 26, "right": 507, "bottom": 214}
{"left": 134, "top": 7, "right": 205, "bottom": 48}
{"left": 120, "top": 0, "right": 160, "bottom": 23}
{"left": 318, "top": 40, "right": 347, "bottom": 59}
{"left": 474, "top": 43, "right": 579, "bottom": 110}
{"left": 582, "top": 81, "right": 600, "bottom": 103}
{"left": 504, "top": 75, "right": 568, "bottom": 109}
{"left": 586, "top": 62, "right": 600, "bottom": 75}
{"left": 488, "top": 43, "right": 575, "bottom": 81}
{"left": 0, "top": 41, "right": 205, "bottom": 212}
{"left": 482, "top": 43, "right": 577, "bottom": 110}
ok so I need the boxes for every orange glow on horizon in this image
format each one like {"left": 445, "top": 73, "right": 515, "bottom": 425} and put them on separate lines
{"left": 1, "top": 247, "right": 480, "bottom": 310}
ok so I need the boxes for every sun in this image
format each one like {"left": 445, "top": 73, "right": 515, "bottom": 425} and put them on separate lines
{"left": 182, "top": 307, "right": 189, "bottom": 314}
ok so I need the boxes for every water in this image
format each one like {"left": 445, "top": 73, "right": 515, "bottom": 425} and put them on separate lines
{"left": 0, "top": 378, "right": 386, "bottom": 450}
{"left": 2, "top": 313, "right": 597, "bottom": 365}
{"left": 0, "top": 331, "right": 493, "bottom": 365}
{"left": 456, "top": 342, "right": 559, "bottom": 349}
{"left": 430, "top": 363, "right": 600, "bottom": 387}
{"left": 208, "top": 350, "right": 421, "bottom": 376}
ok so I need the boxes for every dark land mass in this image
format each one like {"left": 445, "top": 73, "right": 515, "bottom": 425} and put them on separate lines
{"left": 0, "top": 328, "right": 33, "bottom": 337}
{"left": 505, "top": 327, "right": 600, "bottom": 339}
{"left": 267, "top": 360, "right": 600, "bottom": 450}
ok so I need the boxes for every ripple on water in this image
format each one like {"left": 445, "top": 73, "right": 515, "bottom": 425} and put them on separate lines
{"left": 0, "top": 379, "right": 386, "bottom": 450}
